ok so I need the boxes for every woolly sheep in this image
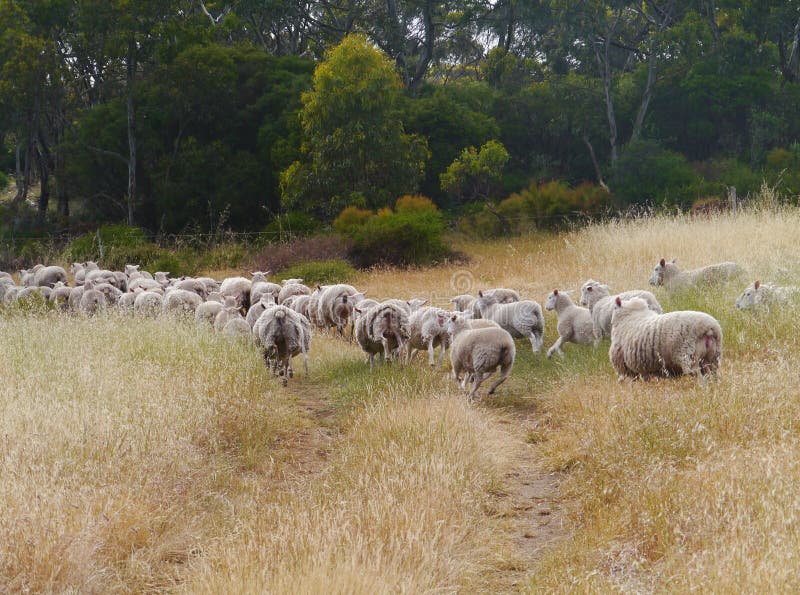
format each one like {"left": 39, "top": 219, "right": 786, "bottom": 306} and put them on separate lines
{"left": 0, "top": 271, "right": 14, "bottom": 282}
{"left": 649, "top": 257, "right": 741, "bottom": 288}
{"left": 33, "top": 265, "right": 67, "bottom": 288}
{"left": 173, "top": 278, "right": 208, "bottom": 299}
{"left": 19, "top": 269, "right": 36, "bottom": 287}
{"left": 544, "top": 289, "right": 595, "bottom": 358}
{"left": 463, "top": 288, "right": 520, "bottom": 318}
{"left": 354, "top": 301, "right": 410, "bottom": 369}
{"left": 245, "top": 294, "right": 277, "bottom": 328}
{"left": 306, "top": 285, "right": 327, "bottom": 327}
{"left": 446, "top": 313, "right": 515, "bottom": 399}
{"left": 253, "top": 305, "right": 312, "bottom": 385}
{"left": 475, "top": 291, "right": 545, "bottom": 353}
{"left": 735, "top": 280, "right": 800, "bottom": 310}
{"left": 287, "top": 294, "right": 312, "bottom": 319}
{"left": 450, "top": 294, "right": 475, "bottom": 312}
{"left": 154, "top": 271, "right": 171, "bottom": 288}
{"left": 195, "top": 293, "right": 227, "bottom": 327}
{"left": 382, "top": 298, "right": 428, "bottom": 314}
{"left": 214, "top": 296, "right": 245, "bottom": 332}
{"left": 117, "top": 289, "right": 140, "bottom": 311}
{"left": 317, "top": 284, "right": 366, "bottom": 336}
{"left": 79, "top": 287, "right": 107, "bottom": 315}
{"left": 195, "top": 277, "right": 221, "bottom": 294}
{"left": 281, "top": 278, "right": 304, "bottom": 285}
{"left": 580, "top": 279, "right": 663, "bottom": 341}
{"left": 219, "top": 276, "right": 252, "bottom": 310}
{"left": 134, "top": 291, "right": 164, "bottom": 316}
{"left": 3, "top": 285, "right": 21, "bottom": 305}
{"left": 162, "top": 288, "right": 203, "bottom": 315}
{"left": 222, "top": 317, "right": 252, "bottom": 340}
{"left": 278, "top": 282, "right": 311, "bottom": 304}
{"left": 406, "top": 306, "right": 451, "bottom": 366}
{"left": 609, "top": 296, "right": 722, "bottom": 379}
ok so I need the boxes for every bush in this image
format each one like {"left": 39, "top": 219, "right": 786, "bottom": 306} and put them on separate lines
{"left": 147, "top": 252, "right": 195, "bottom": 277}
{"left": 67, "top": 225, "right": 154, "bottom": 269}
{"left": 0, "top": 171, "right": 8, "bottom": 192}
{"left": 612, "top": 140, "right": 702, "bottom": 208}
{"left": 335, "top": 196, "right": 450, "bottom": 267}
{"left": 276, "top": 259, "right": 357, "bottom": 285}
{"left": 263, "top": 212, "right": 323, "bottom": 241}
{"left": 249, "top": 235, "right": 352, "bottom": 273}
{"left": 333, "top": 206, "right": 373, "bottom": 235}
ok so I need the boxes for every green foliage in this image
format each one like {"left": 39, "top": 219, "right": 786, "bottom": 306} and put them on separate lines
{"left": 335, "top": 197, "right": 450, "bottom": 267}
{"left": 276, "top": 259, "right": 357, "bottom": 285}
{"left": 263, "top": 212, "right": 322, "bottom": 240}
{"left": 440, "top": 140, "right": 510, "bottom": 206}
{"left": 0, "top": 171, "right": 7, "bottom": 191}
{"left": 612, "top": 140, "right": 702, "bottom": 208}
{"left": 68, "top": 225, "right": 150, "bottom": 261}
{"left": 281, "top": 35, "right": 428, "bottom": 220}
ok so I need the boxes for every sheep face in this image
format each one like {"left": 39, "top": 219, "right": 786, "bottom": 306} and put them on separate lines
{"left": 545, "top": 290, "right": 559, "bottom": 311}
{"left": 649, "top": 259, "right": 667, "bottom": 286}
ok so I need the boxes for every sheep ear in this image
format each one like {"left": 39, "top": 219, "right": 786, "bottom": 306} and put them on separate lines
{"left": 601, "top": 284, "right": 610, "bottom": 291}
{"left": 586, "top": 286, "right": 592, "bottom": 292}
{"left": 451, "top": 314, "right": 457, "bottom": 321}
{"left": 754, "top": 280, "right": 760, "bottom": 290}
{"left": 553, "top": 289, "right": 558, "bottom": 295}
{"left": 671, "top": 258, "right": 677, "bottom": 263}
{"left": 478, "top": 290, "right": 484, "bottom": 297}
{"left": 317, "top": 284, "right": 322, "bottom": 291}
{"left": 615, "top": 296, "right": 622, "bottom": 307}
{"left": 659, "top": 258, "right": 666, "bottom": 267}
{"left": 437, "top": 312, "right": 446, "bottom": 325}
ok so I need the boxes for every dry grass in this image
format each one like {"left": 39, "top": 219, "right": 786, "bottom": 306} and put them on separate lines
{"left": 2, "top": 203, "right": 800, "bottom": 592}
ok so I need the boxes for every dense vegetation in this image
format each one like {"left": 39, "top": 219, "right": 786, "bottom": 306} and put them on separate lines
{"left": 2, "top": 1, "right": 800, "bottom": 243}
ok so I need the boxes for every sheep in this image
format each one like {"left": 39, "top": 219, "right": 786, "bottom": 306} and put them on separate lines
{"left": 0, "top": 271, "right": 14, "bottom": 282}
{"left": 446, "top": 313, "right": 515, "bottom": 399}
{"left": 287, "top": 294, "right": 312, "bottom": 319}
{"left": 195, "top": 293, "right": 227, "bottom": 327}
{"left": 3, "top": 285, "right": 21, "bottom": 305}
{"left": 735, "top": 280, "right": 800, "bottom": 310}
{"left": 474, "top": 291, "right": 545, "bottom": 353}
{"left": 129, "top": 277, "right": 163, "bottom": 292}
{"left": 278, "top": 282, "right": 311, "bottom": 304}
{"left": 92, "top": 282, "right": 124, "bottom": 305}
{"left": 382, "top": 298, "right": 428, "bottom": 314}
{"left": 245, "top": 294, "right": 276, "bottom": 328}
{"left": 579, "top": 279, "right": 663, "bottom": 341}
{"left": 450, "top": 294, "right": 475, "bottom": 312}
{"left": 172, "top": 278, "right": 208, "bottom": 299}
{"left": 306, "top": 285, "right": 327, "bottom": 327}
{"left": 117, "top": 289, "right": 140, "bottom": 312}
{"left": 222, "top": 317, "right": 253, "bottom": 340}
{"left": 354, "top": 301, "right": 409, "bottom": 369}
{"left": 217, "top": 276, "right": 252, "bottom": 310}
{"left": 33, "top": 265, "right": 68, "bottom": 288}
{"left": 162, "top": 288, "right": 203, "bottom": 315}
{"left": 0, "top": 279, "right": 17, "bottom": 303}
{"left": 134, "top": 291, "right": 164, "bottom": 316}
{"left": 544, "top": 289, "right": 595, "bottom": 358}
{"left": 406, "top": 307, "right": 451, "bottom": 366}
{"left": 154, "top": 271, "right": 171, "bottom": 288}
{"left": 214, "top": 298, "right": 247, "bottom": 333}
{"left": 19, "top": 269, "right": 36, "bottom": 287}
{"left": 195, "top": 277, "right": 220, "bottom": 294}
{"left": 251, "top": 271, "right": 281, "bottom": 305}
{"left": 609, "top": 296, "right": 722, "bottom": 379}
{"left": 317, "top": 284, "right": 366, "bottom": 336}
{"left": 79, "top": 287, "right": 107, "bottom": 316}
{"left": 253, "top": 305, "right": 312, "bottom": 385}
{"left": 649, "top": 257, "right": 741, "bottom": 288}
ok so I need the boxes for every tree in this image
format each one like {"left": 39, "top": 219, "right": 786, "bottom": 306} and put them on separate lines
{"left": 280, "top": 34, "right": 428, "bottom": 220}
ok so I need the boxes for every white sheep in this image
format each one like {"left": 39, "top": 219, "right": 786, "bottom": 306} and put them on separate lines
{"left": 609, "top": 296, "right": 722, "bottom": 379}
{"left": 544, "top": 289, "right": 594, "bottom": 358}
{"left": 222, "top": 317, "right": 253, "bottom": 340}
{"left": 172, "top": 278, "right": 208, "bottom": 299}
{"left": 162, "top": 288, "right": 203, "bottom": 315}
{"left": 214, "top": 297, "right": 245, "bottom": 332}
{"left": 195, "top": 293, "right": 227, "bottom": 327}
{"left": 474, "top": 291, "right": 545, "bottom": 353}
{"left": 354, "top": 301, "right": 410, "bottom": 369}
{"left": 406, "top": 307, "right": 451, "bottom": 366}
{"left": 278, "top": 282, "right": 311, "bottom": 304}
{"left": 649, "top": 257, "right": 741, "bottom": 288}
{"left": 735, "top": 280, "right": 800, "bottom": 310}
{"left": 219, "top": 276, "right": 252, "bottom": 309}
{"left": 580, "top": 279, "right": 663, "bottom": 342}
{"left": 33, "top": 265, "right": 68, "bottom": 288}
{"left": 446, "top": 313, "right": 515, "bottom": 399}
{"left": 450, "top": 294, "right": 475, "bottom": 312}
{"left": 251, "top": 271, "right": 281, "bottom": 305}
{"left": 134, "top": 291, "right": 164, "bottom": 316}
{"left": 317, "top": 284, "right": 366, "bottom": 337}
{"left": 253, "top": 305, "right": 312, "bottom": 385}
{"left": 245, "top": 294, "right": 276, "bottom": 328}
{"left": 79, "top": 287, "right": 107, "bottom": 316}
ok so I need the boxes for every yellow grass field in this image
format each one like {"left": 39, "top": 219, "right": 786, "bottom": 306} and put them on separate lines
{"left": 2, "top": 203, "right": 800, "bottom": 592}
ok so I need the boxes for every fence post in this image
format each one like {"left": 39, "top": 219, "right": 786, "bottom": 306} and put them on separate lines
{"left": 728, "top": 185, "right": 737, "bottom": 214}
{"left": 96, "top": 229, "right": 104, "bottom": 260}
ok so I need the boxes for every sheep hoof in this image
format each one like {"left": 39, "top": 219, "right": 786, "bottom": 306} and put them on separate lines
{"left": 282, "top": 378, "right": 288, "bottom": 387}
{"left": 288, "top": 369, "right": 294, "bottom": 378}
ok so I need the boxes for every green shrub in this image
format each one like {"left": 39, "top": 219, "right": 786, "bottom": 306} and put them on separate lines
{"left": 335, "top": 197, "right": 450, "bottom": 267}
{"left": 277, "top": 259, "right": 357, "bottom": 285}
{"left": 612, "top": 140, "right": 702, "bottom": 208}
{"left": 0, "top": 171, "right": 8, "bottom": 192}
{"left": 263, "top": 212, "right": 322, "bottom": 241}
{"left": 196, "top": 243, "right": 246, "bottom": 271}
{"left": 333, "top": 206, "right": 373, "bottom": 235}
{"left": 147, "top": 251, "right": 195, "bottom": 277}
{"left": 67, "top": 225, "right": 153, "bottom": 269}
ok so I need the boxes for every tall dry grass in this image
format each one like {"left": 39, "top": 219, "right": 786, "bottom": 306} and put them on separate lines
{"left": 2, "top": 203, "right": 800, "bottom": 592}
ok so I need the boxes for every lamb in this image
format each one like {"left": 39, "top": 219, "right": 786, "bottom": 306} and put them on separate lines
{"left": 79, "top": 286, "right": 107, "bottom": 315}
{"left": 3, "top": 285, "right": 21, "bottom": 305}
{"left": 278, "top": 282, "right": 311, "bottom": 304}
{"left": 154, "top": 271, "right": 171, "bottom": 288}
{"left": 134, "top": 291, "right": 164, "bottom": 316}
{"left": 251, "top": 271, "right": 281, "bottom": 304}
{"left": 222, "top": 317, "right": 252, "bottom": 340}
{"left": 474, "top": 291, "right": 545, "bottom": 353}
{"left": 649, "top": 258, "right": 741, "bottom": 288}
{"left": 354, "top": 301, "right": 410, "bottom": 369}
{"left": 306, "top": 285, "right": 327, "bottom": 327}
{"left": 734, "top": 280, "right": 800, "bottom": 310}
{"left": 450, "top": 294, "right": 475, "bottom": 312}
{"left": 544, "top": 289, "right": 595, "bottom": 358}
{"left": 405, "top": 307, "right": 451, "bottom": 366}
{"left": 71, "top": 261, "right": 98, "bottom": 286}
{"left": 214, "top": 298, "right": 246, "bottom": 333}
{"left": 609, "top": 296, "right": 722, "bottom": 379}
{"left": 253, "top": 305, "right": 312, "bottom": 385}
{"left": 162, "top": 288, "right": 203, "bottom": 315}
{"left": 580, "top": 279, "right": 663, "bottom": 341}
{"left": 117, "top": 288, "right": 140, "bottom": 312}
{"left": 33, "top": 265, "right": 68, "bottom": 288}
{"left": 19, "top": 268, "right": 37, "bottom": 287}
{"left": 446, "top": 313, "right": 515, "bottom": 399}
{"left": 0, "top": 279, "right": 17, "bottom": 303}
{"left": 195, "top": 277, "right": 220, "bottom": 294}
{"left": 129, "top": 277, "right": 163, "bottom": 292}
{"left": 219, "top": 276, "right": 252, "bottom": 310}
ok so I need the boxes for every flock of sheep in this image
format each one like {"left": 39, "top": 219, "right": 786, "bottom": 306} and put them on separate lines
{"left": 1, "top": 257, "right": 797, "bottom": 397}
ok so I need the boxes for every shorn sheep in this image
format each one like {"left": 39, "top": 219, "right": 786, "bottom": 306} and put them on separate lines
{"left": 580, "top": 279, "right": 662, "bottom": 341}
{"left": 354, "top": 301, "right": 410, "bottom": 369}
{"left": 405, "top": 306, "right": 450, "bottom": 366}
{"left": 735, "top": 280, "right": 799, "bottom": 310}
{"left": 446, "top": 313, "right": 515, "bottom": 399}
{"left": 544, "top": 289, "right": 594, "bottom": 358}
{"left": 475, "top": 291, "right": 544, "bottom": 353}
{"left": 609, "top": 296, "right": 722, "bottom": 379}
{"left": 649, "top": 258, "right": 741, "bottom": 288}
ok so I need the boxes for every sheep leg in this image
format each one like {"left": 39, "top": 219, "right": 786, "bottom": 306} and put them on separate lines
{"left": 530, "top": 333, "right": 543, "bottom": 353}
{"left": 382, "top": 338, "right": 392, "bottom": 362}
{"left": 427, "top": 337, "right": 436, "bottom": 366}
{"left": 488, "top": 363, "right": 511, "bottom": 395}
{"left": 546, "top": 337, "right": 565, "bottom": 358}
{"left": 302, "top": 351, "right": 309, "bottom": 375}
{"left": 468, "top": 372, "right": 486, "bottom": 400}
{"left": 437, "top": 338, "right": 448, "bottom": 367}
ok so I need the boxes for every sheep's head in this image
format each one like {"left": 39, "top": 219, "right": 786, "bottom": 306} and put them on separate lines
{"left": 545, "top": 289, "right": 560, "bottom": 311}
